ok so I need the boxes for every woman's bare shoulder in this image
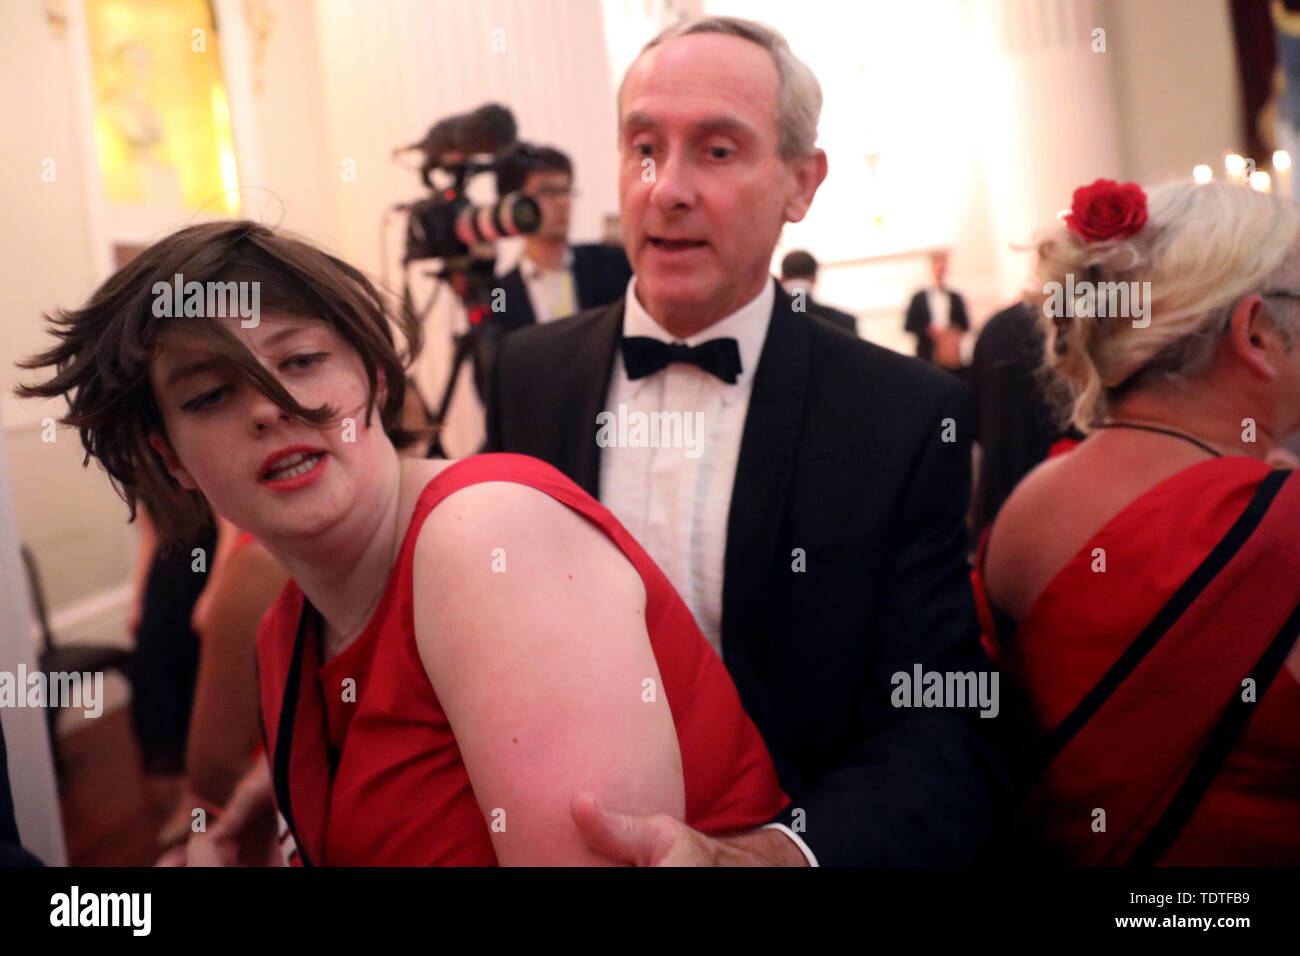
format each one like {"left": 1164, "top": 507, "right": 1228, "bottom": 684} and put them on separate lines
{"left": 987, "top": 455, "right": 1073, "bottom": 557}
{"left": 411, "top": 472, "right": 643, "bottom": 601}
{"left": 984, "top": 451, "right": 1104, "bottom": 617}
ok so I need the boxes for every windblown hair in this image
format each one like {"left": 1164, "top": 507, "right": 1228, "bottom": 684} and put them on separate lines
{"left": 1026, "top": 180, "right": 1300, "bottom": 432}
{"left": 15, "top": 220, "right": 429, "bottom": 549}
{"left": 619, "top": 15, "right": 822, "bottom": 161}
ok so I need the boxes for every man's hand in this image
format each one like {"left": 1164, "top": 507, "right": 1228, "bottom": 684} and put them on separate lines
{"left": 569, "top": 792, "right": 808, "bottom": 866}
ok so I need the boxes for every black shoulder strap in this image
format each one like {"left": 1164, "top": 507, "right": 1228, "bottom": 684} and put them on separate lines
{"left": 1128, "top": 593, "right": 1300, "bottom": 866}
{"left": 1031, "top": 469, "right": 1289, "bottom": 777}
{"left": 271, "top": 598, "right": 315, "bottom": 867}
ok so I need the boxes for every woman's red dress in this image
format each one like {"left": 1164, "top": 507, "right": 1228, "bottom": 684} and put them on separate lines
{"left": 257, "top": 454, "right": 788, "bottom": 865}
{"left": 972, "top": 456, "right": 1300, "bottom": 865}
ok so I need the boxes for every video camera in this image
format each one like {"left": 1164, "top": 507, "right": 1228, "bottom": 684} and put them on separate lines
{"left": 400, "top": 103, "right": 540, "bottom": 270}
{"left": 391, "top": 104, "right": 541, "bottom": 452}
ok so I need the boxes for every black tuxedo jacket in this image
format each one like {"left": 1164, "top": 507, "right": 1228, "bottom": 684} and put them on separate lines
{"left": 471, "top": 244, "right": 632, "bottom": 402}
{"left": 905, "top": 288, "right": 970, "bottom": 363}
{"left": 490, "top": 243, "right": 633, "bottom": 334}
{"left": 806, "top": 297, "right": 857, "bottom": 335}
{"left": 484, "top": 280, "right": 1003, "bottom": 864}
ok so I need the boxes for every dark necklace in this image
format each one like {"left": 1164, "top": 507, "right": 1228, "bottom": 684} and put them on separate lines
{"left": 1094, "top": 421, "right": 1223, "bottom": 458}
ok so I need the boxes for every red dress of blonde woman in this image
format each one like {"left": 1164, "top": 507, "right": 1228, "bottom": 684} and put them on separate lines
{"left": 973, "top": 451, "right": 1300, "bottom": 865}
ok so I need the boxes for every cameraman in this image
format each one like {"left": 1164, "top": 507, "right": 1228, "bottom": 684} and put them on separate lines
{"left": 489, "top": 143, "right": 631, "bottom": 332}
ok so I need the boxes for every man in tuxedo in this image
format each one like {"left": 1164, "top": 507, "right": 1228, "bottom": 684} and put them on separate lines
{"left": 905, "top": 250, "right": 971, "bottom": 371}
{"left": 487, "top": 16, "right": 1002, "bottom": 865}
{"left": 780, "top": 249, "right": 857, "bottom": 334}
{"left": 489, "top": 143, "right": 632, "bottom": 334}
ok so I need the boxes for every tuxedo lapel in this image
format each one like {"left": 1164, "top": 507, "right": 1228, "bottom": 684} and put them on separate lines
{"left": 565, "top": 300, "right": 623, "bottom": 497}
{"left": 571, "top": 246, "right": 596, "bottom": 310}
{"left": 495, "top": 268, "right": 535, "bottom": 331}
{"left": 720, "top": 284, "right": 810, "bottom": 671}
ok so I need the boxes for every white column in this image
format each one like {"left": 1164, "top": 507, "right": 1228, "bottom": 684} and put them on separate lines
{"left": 0, "top": 400, "right": 67, "bottom": 867}
{"left": 970, "top": 0, "right": 1123, "bottom": 302}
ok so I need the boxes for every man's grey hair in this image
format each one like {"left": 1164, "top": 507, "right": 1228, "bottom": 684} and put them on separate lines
{"left": 618, "top": 16, "right": 823, "bottom": 161}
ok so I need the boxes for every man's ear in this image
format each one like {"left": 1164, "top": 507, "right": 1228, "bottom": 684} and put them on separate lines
{"left": 783, "top": 148, "right": 828, "bottom": 224}
{"left": 147, "top": 432, "right": 199, "bottom": 491}
{"left": 1228, "top": 294, "right": 1284, "bottom": 380}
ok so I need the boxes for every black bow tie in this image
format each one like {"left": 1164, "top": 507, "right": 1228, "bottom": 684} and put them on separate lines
{"left": 620, "top": 336, "right": 742, "bottom": 384}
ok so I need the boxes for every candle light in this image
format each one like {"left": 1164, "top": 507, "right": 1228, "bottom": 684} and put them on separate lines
{"left": 1274, "top": 150, "right": 1292, "bottom": 199}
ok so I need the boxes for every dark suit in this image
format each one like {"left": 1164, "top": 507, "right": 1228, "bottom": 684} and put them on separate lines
{"left": 905, "top": 288, "right": 970, "bottom": 364}
{"left": 486, "top": 278, "right": 1004, "bottom": 865}
{"left": 474, "top": 244, "right": 632, "bottom": 403}
{"left": 490, "top": 243, "right": 633, "bottom": 334}
{"left": 807, "top": 298, "right": 857, "bottom": 335}
{"left": 969, "top": 302, "right": 1062, "bottom": 538}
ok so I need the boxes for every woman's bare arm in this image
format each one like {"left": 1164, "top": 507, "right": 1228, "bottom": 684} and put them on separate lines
{"left": 188, "top": 541, "right": 289, "bottom": 807}
{"left": 411, "top": 481, "right": 685, "bottom": 865}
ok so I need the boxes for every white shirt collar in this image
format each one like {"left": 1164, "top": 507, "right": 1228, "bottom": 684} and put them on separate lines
{"left": 520, "top": 246, "right": 573, "bottom": 280}
{"left": 620, "top": 275, "right": 774, "bottom": 400}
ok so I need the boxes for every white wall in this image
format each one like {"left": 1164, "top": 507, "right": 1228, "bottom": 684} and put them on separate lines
{"left": 1106, "top": 0, "right": 1242, "bottom": 183}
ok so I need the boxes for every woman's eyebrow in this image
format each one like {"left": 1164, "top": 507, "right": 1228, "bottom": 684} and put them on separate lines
{"left": 262, "top": 324, "right": 312, "bottom": 348}
{"left": 162, "top": 357, "right": 225, "bottom": 390}
{"left": 161, "top": 324, "right": 315, "bottom": 389}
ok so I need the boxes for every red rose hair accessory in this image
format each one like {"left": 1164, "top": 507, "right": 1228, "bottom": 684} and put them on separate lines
{"left": 1065, "top": 179, "right": 1148, "bottom": 242}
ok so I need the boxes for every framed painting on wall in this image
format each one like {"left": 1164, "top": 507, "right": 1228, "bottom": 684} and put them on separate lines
{"left": 84, "top": 0, "right": 240, "bottom": 214}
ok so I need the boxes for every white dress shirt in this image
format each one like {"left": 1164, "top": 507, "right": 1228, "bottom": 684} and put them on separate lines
{"left": 599, "top": 276, "right": 773, "bottom": 661}
{"left": 520, "top": 248, "right": 577, "bottom": 324}
{"left": 925, "top": 285, "right": 951, "bottom": 331}
{"left": 598, "top": 275, "right": 819, "bottom": 867}
{"left": 595, "top": 273, "right": 811, "bottom": 863}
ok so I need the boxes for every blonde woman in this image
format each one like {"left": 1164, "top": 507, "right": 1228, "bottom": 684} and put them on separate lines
{"left": 975, "top": 179, "right": 1300, "bottom": 865}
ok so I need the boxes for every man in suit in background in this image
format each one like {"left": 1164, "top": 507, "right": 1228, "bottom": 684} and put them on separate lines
{"left": 487, "top": 15, "right": 1002, "bottom": 865}
{"left": 475, "top": 144, "right": 633, "bottom": 405}
{"left": 489, "top": 143, "right": 632, "bottom": 334}
{"left": 905, "top": 250, "right": 970, "bottom": 372}
{"left": 780, "top": 249, "right": 857, "bottom": 334}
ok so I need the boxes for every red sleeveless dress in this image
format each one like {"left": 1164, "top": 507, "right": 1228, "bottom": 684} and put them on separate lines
{"left": 972, "top": 456, "right": 1300, "bottom": 864}
{"left": 256, "top": 453, "right": 789, "bottom": 865}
